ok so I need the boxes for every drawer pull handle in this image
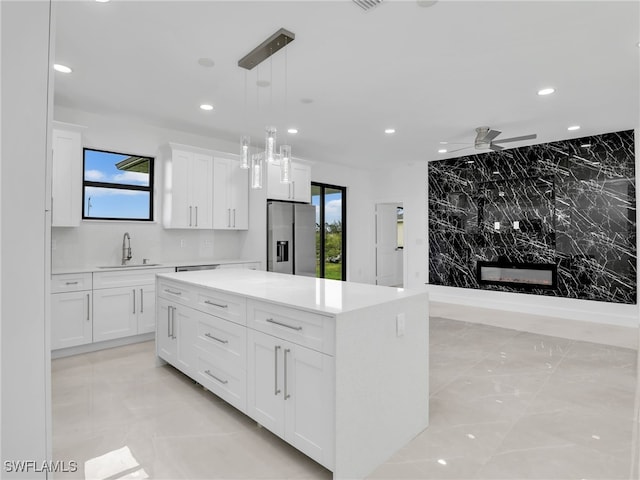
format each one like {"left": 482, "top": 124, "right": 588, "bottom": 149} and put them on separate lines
{"left": 266, "top": 318, "right": 302, "bottom": 331}
{"left": 204, "top": 300, "right": 228, "bottom": 309}
{"left": 164, "top": 289, "right": 182, "bottom": 295}
{"left": 205, "top": 333, "right": 228, "bottom": 344}
{"left": 204, "top": 370, "right": 228, "bottom": 385}
{"left": 65, "top": 281, "right": 78, "bottom": 285}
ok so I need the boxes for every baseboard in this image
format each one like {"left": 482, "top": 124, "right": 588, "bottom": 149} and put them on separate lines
{"left": 51, "top": 332, "right": 154, "bottom": 359}
{"left": 428, "top": 285, "right": 638, "bottom": 328}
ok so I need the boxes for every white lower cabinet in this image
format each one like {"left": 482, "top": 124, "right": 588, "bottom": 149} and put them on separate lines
{"left": 247, "top": 329, "right": 334, "bottom": 468}
{"left": 93, "top": 269, "right": 172, "bottom": 342}
{"left": 51, "top": 273, "right": 93, "bottom": 349}
{"left": 51, "top": 291, "right": 92, "bottom": 349}
{"left": 155, "top": 277, "right": 335, "bottom": 471}
{"left": 156, "top": 297, "right": 197, "bottom": 376}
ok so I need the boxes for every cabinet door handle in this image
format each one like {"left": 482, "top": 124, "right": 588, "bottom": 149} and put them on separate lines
{"left": 204, "top": 300, "right": 228, "bottom": 309}
{"left": 195, "top": 206, "right": 198, "bottom": 227}
{"left": 86, "top": 293, "right": 90, "bottom": 321}
{"left": 266, "top": 318, "right": 302, "bottom": 331}
{"left": 65, "top": 281, "right": 78, "bottom": 285}
{"left": 189, "top": 206, "right": 192, "bottom": 227}
{"left": 204, "top": 370, "right": 228, "bottom": 385}
{"left": 167, "top": 306, "right": 172, "bottom": 338}
{"left": 233, "top": 208, "right": 236, "bottom": 228}
{"left": 204, "top": 332, "right": 228, "bottom": 344}
{"left": 284, "top": 348, "right": 291, "bottom": 400}
{"left": 171, "top": 306, "right": 176, "bottom": 339}
{"left": 164, "top": 289, "right": 181, "bottom": 295}
{"left": 228, "top": 208, "right": 231, "bottom": 227}
{"left": 292, "top": 181, "right": 296, "bottom": 200}
{"left": 132, "top": 289, "right": 136, "bottom": 314}
{"left": 140, "top": 289, "right": 144, "bottom": 313}
{"left": 274, "top": 345, "right": 281, "bottom": 395}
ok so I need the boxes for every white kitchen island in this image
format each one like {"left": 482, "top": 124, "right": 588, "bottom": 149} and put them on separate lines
{"left": 156, "top": 269, "right": 429, "bottom": 479}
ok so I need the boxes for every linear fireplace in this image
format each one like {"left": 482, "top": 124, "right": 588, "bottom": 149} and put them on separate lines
{"left": 477, "top": 261, "right": 557, "bottom": 289}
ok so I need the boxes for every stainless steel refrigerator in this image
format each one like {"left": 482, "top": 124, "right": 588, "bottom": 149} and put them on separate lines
{"left": 267, "top": 201, "right": 316, "bottom": 277}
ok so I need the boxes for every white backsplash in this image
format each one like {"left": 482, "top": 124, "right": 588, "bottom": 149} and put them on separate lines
{"left": 52, "top": 223, "right": 246, "bottom": 269}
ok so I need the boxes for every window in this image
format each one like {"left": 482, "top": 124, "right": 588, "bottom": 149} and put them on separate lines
{"left": 83, "top": 148, "right": 154, "bottom": 221}
{"left": 311, "top": 183, "right": 347, "bottom": 280}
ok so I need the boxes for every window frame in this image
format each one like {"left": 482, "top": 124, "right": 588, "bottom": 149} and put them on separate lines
{"left": 82, "top": 147, "right": 155, "bottom": 222}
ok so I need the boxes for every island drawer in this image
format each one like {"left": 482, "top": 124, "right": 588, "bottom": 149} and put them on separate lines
{"left": 247, "top": 300, "right": 335, "bottom": 356}
{"left": 157, "top": 280, "right": 192, "bottom": 305}
{"left": 195, "top": 313, "right": 246, "bottom": 369}
{"left": 194, "top": 351, "right": 246, "bottom": 413}
{"left": 193, "top": 287, "right": 246, "bottom": 325}
{"left": 52, "top": 273, "right": 92, "bottom": 293}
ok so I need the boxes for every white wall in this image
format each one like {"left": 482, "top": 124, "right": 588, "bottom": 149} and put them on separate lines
{"left": 1, "top": 1, "right": 51, "bottom": 475}
{"left": 52, "top": 107, "right": 252, "bottom": 269}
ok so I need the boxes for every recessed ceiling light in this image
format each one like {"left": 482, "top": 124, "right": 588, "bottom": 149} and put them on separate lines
{"left": 53, "top": 63, "right": 72, "bottom": 73}
{"left": 537, "top": 87, "right": 555, "bottom": 96}
{"left": 197, "top": 58, "right": 215, "bottom": 68}
{"left": 385, "top": 128, "right": 396, "bottom": 134}
{"left": 437, "top": 459, "right": 447, "bottom": 466}
{"left": 438, "top": 149, "right": 447, "bottom": 153}
{"left": 199, "top": 104, "right": 214, "bottom": 111}
{"left": 287, "top": 128, "right": 298, "bottom": 134}
{"left": 568, "top": 125, "right": 580, "bottom": 131}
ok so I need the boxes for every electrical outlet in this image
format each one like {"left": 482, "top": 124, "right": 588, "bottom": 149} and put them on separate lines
{"left": 396, "top": 313, "right": 406, "bottom": 337}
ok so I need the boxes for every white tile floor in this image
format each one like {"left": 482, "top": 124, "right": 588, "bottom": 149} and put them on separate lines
{"left": 52, "top": 313, "right": 640, "bottom": 479}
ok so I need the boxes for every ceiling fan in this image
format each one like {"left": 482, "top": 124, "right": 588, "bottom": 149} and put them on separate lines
{"left": 445, "top": 127, "right": 537, "bottom": 153}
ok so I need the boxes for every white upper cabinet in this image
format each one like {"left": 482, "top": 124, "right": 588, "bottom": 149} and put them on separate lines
{"left": 51, "top": 122, "right": 85, "bottom": 227}
{"left": 162, "top": 143, "right": 213, "bottom": 229}
{"left": 212, "top": 154, "right": 248, "bottom": 230}
{"left": 266, "top": 158, "right": 311, "bottom": 203}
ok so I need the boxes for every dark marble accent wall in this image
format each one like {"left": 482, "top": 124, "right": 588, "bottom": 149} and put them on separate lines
{"left": 428, "top": 130, "right": 637, "bottom": 304}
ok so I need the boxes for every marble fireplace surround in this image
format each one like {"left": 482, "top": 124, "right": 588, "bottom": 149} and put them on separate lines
{"left": 428, "top": 129, "right": 636, "bottom": 305}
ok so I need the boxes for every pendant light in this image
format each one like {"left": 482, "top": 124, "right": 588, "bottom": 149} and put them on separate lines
{"left": 265, "top": 126, "right": 277, "bottom": 163}
{"left": 237, "top": 28, "right": 296, "bottom": 189}
{"left": 239, "top": 72, "right": 250, "bottom": 169}
{"left": 280, "top": 144, "right": 291, "bottom": 183}
{"left": 250, "top": 152, "right": 264, "bottom": 189}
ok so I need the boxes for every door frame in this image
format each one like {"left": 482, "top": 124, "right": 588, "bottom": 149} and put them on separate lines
{"left": 374, "top": 200, "right": 406, "bottom": 287}
{"left": 312, "top": 182, "right": 347, "bottom": 281}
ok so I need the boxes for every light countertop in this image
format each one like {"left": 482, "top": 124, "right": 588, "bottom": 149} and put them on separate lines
{"left": 52, "top": 259, "right": 260, "bottom": 275}
{"left": 158, "top": 269, "right": 428, "bottom": 315}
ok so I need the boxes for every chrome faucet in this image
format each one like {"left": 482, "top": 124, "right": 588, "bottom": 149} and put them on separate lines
{"left": 122, "top": 232, "right": 132, "bottom": 265}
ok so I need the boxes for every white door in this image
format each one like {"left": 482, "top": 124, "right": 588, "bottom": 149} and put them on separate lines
{"left": 93, "top": 287, "right": 137, "bottom": 342}
{"left": 51, "top": 291, "right": 92, "bottom": 349}
{"left": 157, "top": 298, "right": 176, "bottom": 363}
{"left": 136, "top": 285, "right": 156, "bottom": 334}
{"left": 375, "top": 203, "right": 401, "bottom": 286}
{"left": 284, "top": 344, "right": 335, "bottom": 469}
{"left": 246, "top": 329, "right": 285, "bottom": 438}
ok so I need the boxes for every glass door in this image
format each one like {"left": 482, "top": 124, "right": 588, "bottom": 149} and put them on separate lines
{"left": 311, "top": 183, "right": 346, "bottom": 280}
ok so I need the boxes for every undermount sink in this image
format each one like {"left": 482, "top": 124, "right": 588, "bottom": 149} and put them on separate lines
{"left": 97, "top": 263, "right": 162, "bottom": 269}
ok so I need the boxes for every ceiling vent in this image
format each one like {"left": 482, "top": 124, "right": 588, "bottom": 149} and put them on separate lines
{"left": 352, "top": 0, "right": 384, "bottom": 12}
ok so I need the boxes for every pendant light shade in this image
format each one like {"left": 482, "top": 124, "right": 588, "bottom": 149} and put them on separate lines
{"left": 240, "top": 135, "right": 250, "bottom": 169}
{"left": 265, "top": 126, "right": 277, "bottom": 163}
{"left": 250, "top": 152, "right": 264, "bottom": 189}
{"left": 280, "top": 145, "right": 292, "bottom": 183}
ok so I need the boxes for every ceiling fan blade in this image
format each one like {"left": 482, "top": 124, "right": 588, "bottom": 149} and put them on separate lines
{"left": 445, "top": 146, "right": 472, "bottom": 153}
{"left": 493, "top": 133, "right": 537, "bottom": 144}
{"left": 489, "top": 144, "right": 504, "bottom": 151}
{"left": 483, "top": 129, "right": 502, "bottom": 142}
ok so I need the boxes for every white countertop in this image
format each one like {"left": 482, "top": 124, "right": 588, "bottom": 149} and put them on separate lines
{"left": 52, "top": 259, "right": 260, "bottom": 275}
{"left": 158, "top": 269, "right": 427, "bottom": 315}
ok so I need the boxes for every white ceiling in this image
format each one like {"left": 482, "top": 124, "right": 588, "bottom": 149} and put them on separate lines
{"left": 53, "top": 0, "right": 639, "bottom": 169}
